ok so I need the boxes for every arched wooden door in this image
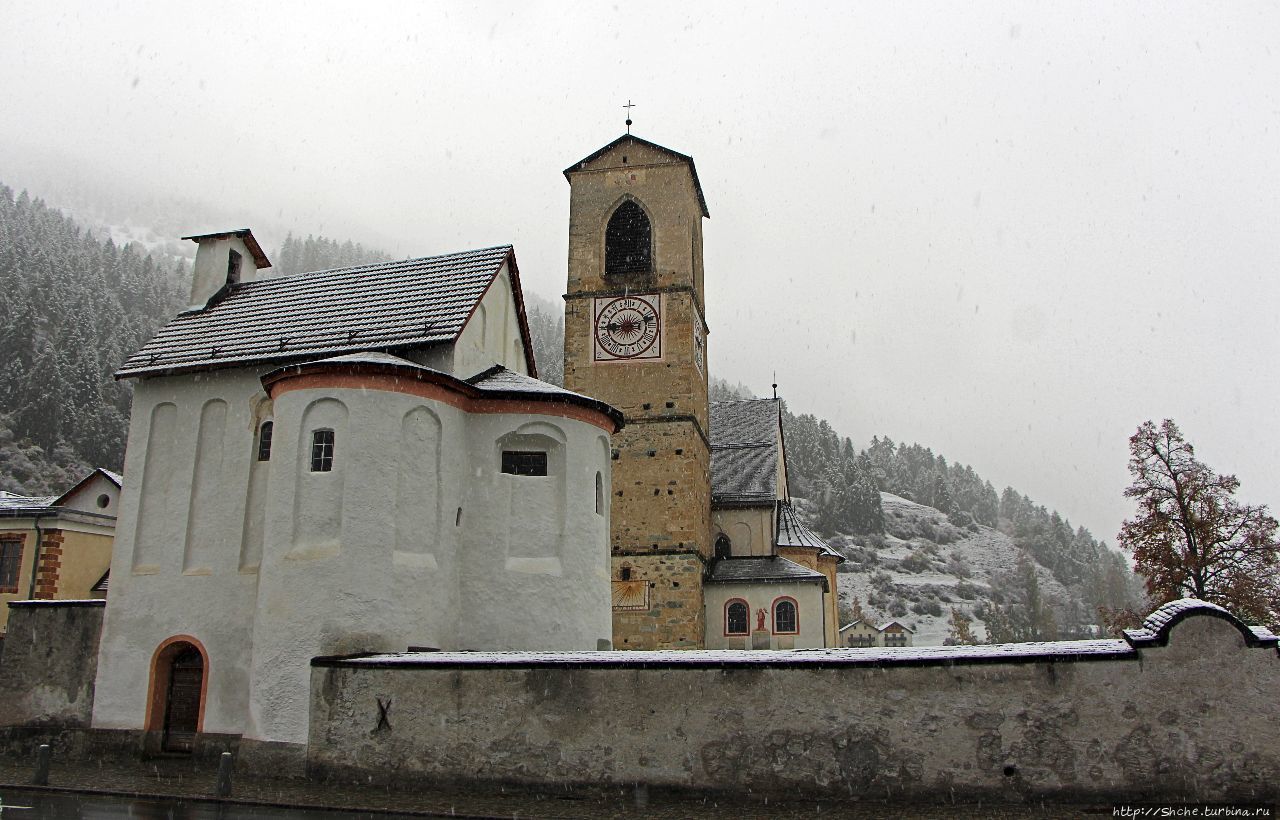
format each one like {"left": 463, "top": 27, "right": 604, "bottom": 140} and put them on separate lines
{"left": 161, "top": 646, "right": 204, "bottom": 752}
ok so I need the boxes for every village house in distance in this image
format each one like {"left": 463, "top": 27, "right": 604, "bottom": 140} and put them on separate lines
{"left": 0, "top": 468, "right": 120, "bottom": 639}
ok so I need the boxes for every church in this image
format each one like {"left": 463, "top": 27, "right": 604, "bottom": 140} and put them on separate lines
{"left": 89, "top": 132, "right": 842, "bottom": 758}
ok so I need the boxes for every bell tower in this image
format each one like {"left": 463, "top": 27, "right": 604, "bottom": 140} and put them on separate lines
{"left": 562, "top": 134, "right": 711, "bottom": 649}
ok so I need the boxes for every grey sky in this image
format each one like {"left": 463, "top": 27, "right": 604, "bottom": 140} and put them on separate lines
{"left": 2, "top": 1, "right": 1277, "bottom": 543}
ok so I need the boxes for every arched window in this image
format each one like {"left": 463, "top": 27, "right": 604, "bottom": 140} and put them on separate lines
{"left": 256, "top": 421, "right": 274, "bottom": 461}
{"left": 725, "top": 599, "right": 749, "bottom": 636}
{"left": 605, "top": 200, "right": 652, "bottom": 275}
{"left": 773, "top": 597, "right": 798, "bottom": 634}
{"left": 310, "top": 429, "right": 335, "bottom": 472}
{"left": 594, "top": 471, "right": 604, "bottom": 515}
{"left": 714, "top": 533, "right": 732, "bottom": 560}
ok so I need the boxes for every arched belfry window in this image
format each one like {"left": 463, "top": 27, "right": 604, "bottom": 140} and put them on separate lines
{"left": 714, "top": 534, "right": 732, "bottom": 560}
{"left": 605, "top": 200, "right": 652, "bottom": 275}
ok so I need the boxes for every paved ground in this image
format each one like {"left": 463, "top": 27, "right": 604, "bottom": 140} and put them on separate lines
{"left": 0, "top": 754, "right": 1126, "bottom": 818}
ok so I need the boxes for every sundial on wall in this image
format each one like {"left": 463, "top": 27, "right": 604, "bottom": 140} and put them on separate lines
{"left": 593, "top": 294, "right": 662, "bottom": 361}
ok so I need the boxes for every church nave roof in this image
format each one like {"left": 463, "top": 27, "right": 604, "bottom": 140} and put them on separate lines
{"left": 117, "top": 245, "right": 534, "bottom": 378}
{"left": 709, "top": 398, "right": 781, "bottom": 506}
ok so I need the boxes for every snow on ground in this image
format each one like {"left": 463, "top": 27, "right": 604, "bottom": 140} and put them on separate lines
{"left": 827, "top": 492, "right": 1073, "bottom": 646}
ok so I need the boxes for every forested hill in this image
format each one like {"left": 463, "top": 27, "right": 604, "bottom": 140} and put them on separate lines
{"left": 272, "top": 234, "right": 392, "bottom": 277}
{"left": 790, "top": 403, "right": 1141, "bottom": 640}
{"left": 0, "top": 184, "right": 186, "bottom": 493}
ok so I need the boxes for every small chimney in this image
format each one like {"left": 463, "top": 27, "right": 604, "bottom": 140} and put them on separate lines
{"left": 182, "top": 229, "right": 271, "bottom": 310}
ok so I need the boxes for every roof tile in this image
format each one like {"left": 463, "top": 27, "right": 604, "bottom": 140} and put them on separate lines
{"left": 118, "top": 245, "right": 515, "bottom": 378}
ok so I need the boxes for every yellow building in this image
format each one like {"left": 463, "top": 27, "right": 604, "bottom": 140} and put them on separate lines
{"left": 0, "top": 468, "right": 119, "bottom": 637}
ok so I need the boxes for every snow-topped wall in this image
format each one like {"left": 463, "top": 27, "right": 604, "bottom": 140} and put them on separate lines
{"left": 308, "top": 600, "right": 1280, "bottom": 802}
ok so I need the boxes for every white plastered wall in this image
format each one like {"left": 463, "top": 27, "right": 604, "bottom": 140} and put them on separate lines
{"left": 451, "top": 263, "right": 530, "bottom": 378}
{"left": 703, "top": 580, "right": 826, "bottom": 650}
{"left": 92, "top": 369, "right": 267, "bottom": 737}
{"left": 711, "top": 506, "right": 775, "bottom": 557}
{"left": 58, "top": 473, "right": 121, "bottom": 516}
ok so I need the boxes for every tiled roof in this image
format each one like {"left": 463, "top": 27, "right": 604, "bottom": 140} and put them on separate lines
{"left": 709, "top": 399, "right": 780, "bottom": 506}
{"left": 261, "top": 355, "right": 623, "bottom": 431}
{"left": 0, "top": 492, "right": 56, "bottom": 514}
{"left": 775, "top": 501, "right": 843, "bottom": 561}
{"left": 117, "top": 245, "right": 529, "bottom": 378}
{"left": 705, "top": 556, "right": 827, "bottom": 589}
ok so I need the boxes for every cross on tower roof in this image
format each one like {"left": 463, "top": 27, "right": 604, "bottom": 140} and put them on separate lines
{"left": 623, "top": 100, "right": 636, "bottom": 134}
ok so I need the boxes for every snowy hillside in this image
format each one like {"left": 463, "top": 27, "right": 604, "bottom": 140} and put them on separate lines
{"left": 826, "top": 493, "right": 1080, "bottom": 646}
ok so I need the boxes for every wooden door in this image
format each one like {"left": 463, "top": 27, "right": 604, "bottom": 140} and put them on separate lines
{"left": 162, "top": 647, "right": 203, "bottom": 752}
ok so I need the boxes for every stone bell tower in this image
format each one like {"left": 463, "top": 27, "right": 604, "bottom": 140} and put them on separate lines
{"left": 562, "top": 134, "right": 711, "bottom": 649}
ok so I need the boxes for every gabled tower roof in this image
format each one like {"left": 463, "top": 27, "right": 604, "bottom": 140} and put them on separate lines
{"left": 564, "top": 134, "right": 710, "bottom": 218}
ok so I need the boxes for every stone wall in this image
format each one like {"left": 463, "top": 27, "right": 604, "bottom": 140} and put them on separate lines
{"left": 0, "top": 601, "right": 104, "bottom": 729}
{"left": 308, "top": 600, "right": 1279, "bottom": 803}
{"left": 610, "top": 552, "right": 705, "bottom": 649}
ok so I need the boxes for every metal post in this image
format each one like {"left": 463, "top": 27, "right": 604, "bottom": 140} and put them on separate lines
{"left": 32, "top": 743, "right": 51, "bottom": 786}
{"left": 214, "top": 751, "right": 233, "bottom": 797}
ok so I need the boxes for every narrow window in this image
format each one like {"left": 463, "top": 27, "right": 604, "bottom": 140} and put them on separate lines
{"left": 725, "top": 600, "right": 749, "bottom": 636}
{"left": 256, "top": 421, "right": 274, "bottom": 461}
{"left": 714, "top": 534, "right": 732, "bottom": 560}
{"left": 619, "top": 566, "right": 632, "bottom": 581}
{"left": 227, "top": 249, "right": 243, "bottom": 285}
{"left": 0, "top": 539, "right": 22, "bottom": 591}
{"left": 594, "top": 472, "right": 604, "bottom": 515}
{"left": 310, "top": 429, "right": 335, "bottom": 472}
{"left": 501, "top": 450, "right": 547, "bottom": 476}
{"left": 605, "top": 200, "right": 652, "bottom": 275}
{"left": 773, "top": 598, "right": 798, "bottom": 634}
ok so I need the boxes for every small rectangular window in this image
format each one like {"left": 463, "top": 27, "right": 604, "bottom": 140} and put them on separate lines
{"left": 227, "top": 249, "right": 243, "bottom": 285}
{"left": 501, "top": 451, "right": 547, "bottom": 476}
{"left": 0, "top": 539, "right": 22, "bottom": 591}
{"left": 310, "top": 429, "right": 335, "bottom": 472}
{"left": 257, "top": 421, "right": 274, "bottom": 462}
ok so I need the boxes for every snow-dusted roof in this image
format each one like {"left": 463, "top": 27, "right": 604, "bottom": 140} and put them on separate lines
{"left": 261, "top": 357, "right": 623, "bottom": 430}
{"left": 705, "top": 555, "right": 827, "bottom": 588}
{"left": 317, "top": 638, "right": 1141, "bottom": 670}
{"left": 878, "top": 620, "right": 915, "bottom": 633}
{"left": 709, "top": 398, "right": 780, "bottom": 506}
{"left": 52, "top": 467, "right": 123, "bottom": 506}
{"left": 0, "top": 493, "right": 57, "bottom": 514}
{"left": 839, "top": 620, "right": 872, "bottom": 632}
{"left": 117, "top": 245, "right": 537, "bottom": 378}
{"left": 1123, "top": 598, "right": 1278, "bottom": 648}
{"left": 775, "top": 500, "right": 842, "bottom": 560}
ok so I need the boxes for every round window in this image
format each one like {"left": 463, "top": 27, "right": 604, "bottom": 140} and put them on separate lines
{"left": 96, "top": 493, "right": 110, "bottom": 509}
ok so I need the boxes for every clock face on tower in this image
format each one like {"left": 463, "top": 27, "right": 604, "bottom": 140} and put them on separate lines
{"left": 593, "top": 294, "right": 662, "bottom": 361}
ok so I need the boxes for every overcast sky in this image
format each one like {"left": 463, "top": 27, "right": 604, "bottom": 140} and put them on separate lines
{"left": 2, "top": 1, "right": 1277, "bottom": 543}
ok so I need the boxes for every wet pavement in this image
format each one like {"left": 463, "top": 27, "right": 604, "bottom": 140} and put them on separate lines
{"left": 0, "top": 754, "right": 1120, "bottom": 818}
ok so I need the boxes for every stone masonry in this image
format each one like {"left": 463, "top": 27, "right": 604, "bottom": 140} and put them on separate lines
{"left": 563, "top": 136, "right": 712, "bottom": 649}
{"left": 307, "top": 601, "right": 1280, "bottom": 803}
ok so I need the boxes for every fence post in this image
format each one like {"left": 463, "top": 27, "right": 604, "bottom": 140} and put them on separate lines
{"left": 214, "top": 751, "right": 233, "bottom": 797}
{"left": 32, "top": 744, "right": 51, "bottom": 786}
